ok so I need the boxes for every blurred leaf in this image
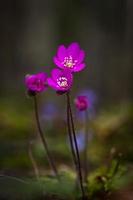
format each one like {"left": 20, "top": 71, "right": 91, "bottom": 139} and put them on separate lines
{"left": 0, "top": 172, "right": 76, "bottom": 200}
{"left": 93, "top": 103, "right": 132, "bottom": 138}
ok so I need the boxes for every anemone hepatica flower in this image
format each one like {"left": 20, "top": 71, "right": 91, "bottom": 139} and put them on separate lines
{"left": 47, "top": 69, "right": 73, "bottom": 92}
{"left": 79, "top": 89, "right": 97, "bottom": 107}
{"left": 74, "top": 96, "right": 88, "bottom": 111}
{"left": 53, "top": 42, "right": 85, "bottom": 72}
{"left": 25, "top": 72, "right": 47, "bottom": 93}
{"left": 75, "top": 89, "right": 97, "bottom": 122}
{"left": 75, "top": 89, "right": 97, "bottom": 111}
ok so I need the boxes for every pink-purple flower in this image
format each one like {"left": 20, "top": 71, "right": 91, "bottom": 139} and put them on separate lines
{"left": 47, "top": 68, "right": 73, "bottom": 92}
{"left": 25, "top": 72, "right": 48, "bottom": 93}
{"left": 78, "top": 89, "right": 97, "bottom": 107}
{"left": 74, "top": 96, "right": 89, "bottom": 111}
{"left": 53, "top": 42, "right": 86, "bottom": 72}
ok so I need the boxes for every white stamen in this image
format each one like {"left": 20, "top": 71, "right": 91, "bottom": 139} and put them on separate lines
{"left": 62, "top": 56, "right": 77, "bottom": 68}
{"left": 57, "top": 77, "right": 68, "bottom": 88}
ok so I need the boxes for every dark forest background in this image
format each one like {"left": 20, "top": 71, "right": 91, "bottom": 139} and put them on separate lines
{"left": 0, "top": 0, "right": 133, "bottom": 105}
{"left": 0, "top": 1, "right": 133, "bottom": 199}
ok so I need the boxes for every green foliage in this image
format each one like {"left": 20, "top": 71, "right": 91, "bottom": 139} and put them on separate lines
{"left": 88, "top": 166, "right": 107, "bottom": 197}
{"left": 87, "top": 157, "right": 128, "bottom": 199}
{"left": 0, "top": 172, "right": 76, "bottom": 200}
{"left": 105, "top": 159, "right": 127, "bottom": 191}
{"left": 0, "top": 98, "right": 133, "bottom": 199}
{"left": 39, "top": 172, "right": 75, "bottom": 198}
{"left": 0, "top": 176, "right": 41, "bottom": 200}
{"left": 92, "top": 103, "right": 133, "bottom": 138}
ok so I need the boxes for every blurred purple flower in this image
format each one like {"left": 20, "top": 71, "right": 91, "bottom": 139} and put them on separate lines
{"left": 25, "top": 72, "right": 48, "bottom": 93}
{"left": 67, "top": 131, "right": 85, "bottom": 152}
{"left": 47, "top": 68, "right": 73, "bottom": 92}
{"left": 74, "top": 131, "right": 85, "bottom": 152}
{"left": 53, "top": 42, "right": 86, "bottom": 72}
{"left": 75, "top": 89, "right": 97, "bottom": 120}
{"left": 74, "top": 96, "right": 88, "bottom": 111}
{"left": 40, "top": 102, "right": 59, "bottom": 121}
{"left": 78, "top": 89, "right": 97, "bottom": 107}
{"left": 67, "top": 130, "right": 93, "bottom": 152}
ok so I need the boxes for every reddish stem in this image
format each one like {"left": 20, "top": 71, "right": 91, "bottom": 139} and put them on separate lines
{"left": 33, "top": 95, "right": 59, "bottom": 179}
{"left": 67, "top": 92, "right": 86, "bottom": 199}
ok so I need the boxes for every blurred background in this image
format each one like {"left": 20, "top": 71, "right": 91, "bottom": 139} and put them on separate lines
{"left": 0, "top": 0, "right": 133, "bottom": 199}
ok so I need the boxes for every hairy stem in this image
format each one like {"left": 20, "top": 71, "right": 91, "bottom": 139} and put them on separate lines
{"left": 67, "top": 92, "right": 86, "bottom": 199}
{"left": 33, "top": 95, "right": 59, "bottom": 179}
{"left": 66, "top": 93, "right": 79, "bottom": 181}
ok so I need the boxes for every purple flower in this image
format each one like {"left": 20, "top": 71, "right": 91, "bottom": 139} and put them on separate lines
{"left": 25, "top": 72, "right": 48, "bottom": 93}
{"left": 47, "top": 68, "right": 73, "bottom": 92}
{"left": 75, "top": 89, "right": 97, "bottom": 121}
{"left": 78, "top": 89, "right": 97, "bottom": 106}
{"left": 74, "top": 96, "right": 89, "bottom": 111}
{"left": 53, "top": 42, "right": 86, "bottom": 72}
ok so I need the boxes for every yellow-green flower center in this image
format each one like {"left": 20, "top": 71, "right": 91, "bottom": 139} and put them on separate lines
{"left": 57, "top": 77, "right": 68, "bottom": 88}
{"left": 62, "top": 56, "right": 77, "bottom": 68}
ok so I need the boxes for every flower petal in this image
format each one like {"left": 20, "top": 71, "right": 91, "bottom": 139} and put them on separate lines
{"left": 37, "top": 72, "right": 48, "bottom": 81}
{"left": 53, "top": 56, "right": 64, "bottom": 68}
{"left": 57, "top": 45, "right": 66, "bottom": 61}
{"left": 25, "top": 72, "right": 48, "bottom": 93}
{"left": 73, "top": 63, "right": 86, "bottom": 72}
{"left": 51, "top": 68, "right": 62, "bottom": 81}
{"left": 61, "top": 69, "right": 73, "bottom": 89}
{"left": 65, "top": 70, "right": 73, "bottom": 84}
{"left": 47, "top": 78, "right": 58, "bottom": 90}
{"left": 67, "top": 42, "right": 80, "bottom": 59}
{"left": 78, "top": 50, "right": 85, "bottom": 64}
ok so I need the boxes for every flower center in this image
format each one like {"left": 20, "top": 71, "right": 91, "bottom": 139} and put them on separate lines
{"left": 62, "top": 56, "right": 77, "bottom": 68}
{"left": 57, "top": 77, "right": 68, "bottom": 88}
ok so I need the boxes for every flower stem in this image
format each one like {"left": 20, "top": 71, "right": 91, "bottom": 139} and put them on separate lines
{"left": 67, "top": 92, "right": 86, "bottom": 199}
{"left": 33, "top": 95, "right": 59, "bottom": 179}
{"left": 66, "top": 93, "right": 79, "bottom": 181}
{"left": 83, "top": 110, "right": 89, "bottom": 183}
